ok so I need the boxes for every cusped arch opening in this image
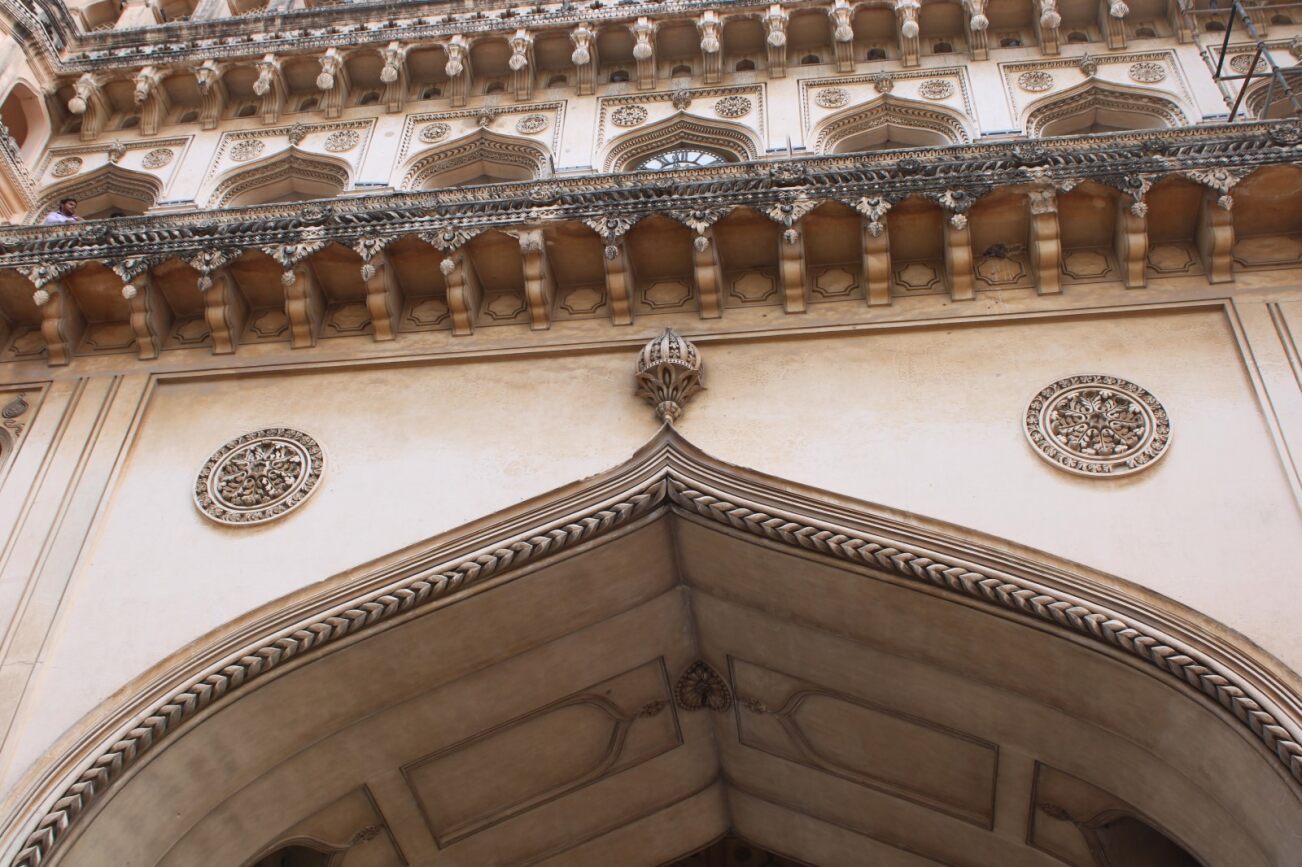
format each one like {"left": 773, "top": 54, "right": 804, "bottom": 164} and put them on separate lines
{"left": 2, "top": 431, "right": 1296, "bottom": 867}
{"left": 207, "top": 149, "right": 351, "bottom": 209}
{"left": 400, "top": 128, "right": 552, "bottom": 191}
{"left": 0, "top": 82, "right": 50, "bottom": 164}
{"left": 811, "top": 95, "right": 972, "bottom": 154}
{"left": 602, "top": 114, "right": 761, "bottom": 173}
{"left": 1023, "top": 81, "right": 1188, "bottom": 137}
{"left": 29, "top": 164, "right": 162, "bottom": 223}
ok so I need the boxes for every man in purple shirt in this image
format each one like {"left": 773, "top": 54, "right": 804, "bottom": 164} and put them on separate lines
{"left": 44, "top": 198, "right": 80, "bottom": 224}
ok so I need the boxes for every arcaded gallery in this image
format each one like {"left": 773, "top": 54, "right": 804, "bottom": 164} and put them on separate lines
{"left": 0, "top": 0, "right": 1297, "bottom": 863}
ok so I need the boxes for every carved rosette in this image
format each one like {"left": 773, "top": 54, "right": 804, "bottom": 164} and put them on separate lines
{"left": 194, "top": 428, "right": 324, "bottom": 525}
{"left": 1025, "top": 375, "right": 1171, "bottom": 476}
{"left": 674, "top": 660, "right": 732, "bottom": 712}
{"left": 635, "top": 328, "right": 704, "bottom": 424}
{"left": 420, "top": 122, "right": 451, "bottom": 143}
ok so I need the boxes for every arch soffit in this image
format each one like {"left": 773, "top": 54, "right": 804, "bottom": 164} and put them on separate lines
{"left": 600, "top": 112, "right": 763, "bottom": 173}
{"left": 398, "top": 128, "right": 553, "bottom": 191}
{"left": 3, "top": 428, "right": 1300, "bottom": 867}
{"left": 812, "top": 94, "right": 974, "bottom": 153}
{"left": 1021, "top": 79, "right": 1189, "bottom": 137}
{"left": 205, "top": 147, "right": 353, "bottom": 209}
{"left": 27, "top": 163, "right": 163, "bottom": 223}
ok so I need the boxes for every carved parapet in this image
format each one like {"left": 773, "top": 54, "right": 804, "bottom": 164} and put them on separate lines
{"left": 635, "top": 327, "right": 703, "bottom": 424}
{"left": 763, "top": 4, "right": 788, "bottom": 78}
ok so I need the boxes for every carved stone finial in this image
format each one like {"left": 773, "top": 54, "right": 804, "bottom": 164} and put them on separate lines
{"left": 635, "top": 328, "right": 703, "bottom": 424}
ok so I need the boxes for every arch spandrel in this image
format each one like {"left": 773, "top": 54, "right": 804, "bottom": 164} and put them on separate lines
{"left": 1, "top": 429, "right": 1297, "bottom": 867}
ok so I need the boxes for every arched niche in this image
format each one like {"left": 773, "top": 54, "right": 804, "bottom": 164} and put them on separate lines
{"left": 601, "top": 114, "right": 761, "bottom": 173}
{"left": 1023, "top": 81, "right": 1188, "bottom": 137}
{"left": 399, "top": 129, "right": 552, "bottom": 191}
{"left": 1243, "top": 71, "right": 1302, "bottom": 119}
{"left": 2, "top": 431, "right": 1296, "bottom": 867}
{"left": 28, "top": 164, "right": 162, "bottom": 223}
{"left": 0, "top": 82, "right": 50, "bottom": 164}
{"left": 207, "top": 149, "right": 351, "bottom": 208}
{"left": 811, "top": 94, "right": 972, "bottom": 154}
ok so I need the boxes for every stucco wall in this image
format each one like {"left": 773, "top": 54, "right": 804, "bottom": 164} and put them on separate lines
{"left": 0, "top": 302, "right": 1298, "bottom": 795}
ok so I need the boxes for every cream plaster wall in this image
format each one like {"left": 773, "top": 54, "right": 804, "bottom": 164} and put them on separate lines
{"left": 0, "top": 303, "right": 1299, "bottom": 797}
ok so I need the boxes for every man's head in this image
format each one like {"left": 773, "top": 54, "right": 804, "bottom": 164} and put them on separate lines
{"left": 58, "top": 198, "right": 77, "bottom": 217}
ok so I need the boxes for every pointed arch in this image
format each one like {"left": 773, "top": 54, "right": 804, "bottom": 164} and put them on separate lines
{"left": 1023, "top": 80, "right": 1189, "bottom": 137}
{"left": 601, "top": 113, "right": 763, "bottom": 173}
{"left": 399, "top": 129, "right": 553, "bottom": 191}
{"left": 0, "top": 81, "right": 50, "bottom": 165}
{"left": 28, "top": 163, "right": 163, "bottom": 223}
{"left": 206, "top": 147, "right": 353, "bottom": 209}
{"left": 0, "top": 429, "right": 1297, "bottom": 867}
{"left": 1242, "top": 70, "right": 1302, "bottom": 119}
{"left": 812, "top": 94, "right": 973, "bottom": 153}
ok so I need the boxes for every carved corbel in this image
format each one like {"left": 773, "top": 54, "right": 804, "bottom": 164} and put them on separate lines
{"left": 854, "top": 196, "right": 893, "bottom": 306}
{"left": 443, "top": 35, "right": 471, "bottom": 108}
{"left": 964, "top": 0, "right": 990, "bottom": 60}
{"left": 440, "top": 251, "right": 480, "bottom": 336}
{"left": 253, "top": 54, "right": 286, "bottom": 125}
{"left": 355, "top": 237, "right": 401, "bottom": 341}
{"left": 194, "top": 61, "right": 228, "bottom": 130}
{"left": 630, "top": 18, "right": 656, "bottom": 90}
{"left": 601, "top": 240, "right": 634, "bottom": 326}
{"left": 508, "top": 29, "right": 535, "bottom": 102}
{"left": 114, "top": 262, "right": 171, "bottom": 359}
{"left": 66, "top": 73, "right": 110, "bottom": 143}
{"left": 133, "top": 66, "right": 170, "bottom": 136}
{"left": 829, "top": 0, "right": 856, "bottom": 73}
{"left": 1196, "top": 189, "right": 1235, "bottom": 284}
{"left": 1027, "top": 189, "right": 1062, "bottom": 296}
{"left": 778, "top": 229, "right": 809, "bottom": 313}
{"left": 895, "top": 0, "right": 921, "bottom": 68}
{"left": 32, "top": 283, "right": 83, "bottom": 367}
{"left": 191, "top": 251, "right": 245, "bottom": 355}
{"left": 1100, "top": 0, "right": 1128, "bottom": 50}
{"left": 1034, "top": 0, "right": 1061, "bottom": 55}
{"left": 691, "top": 231, "right": 723, "bottom": 319}
{"left": 281, "top": 264, "right": 324, "bottom": 349}
{"left": 698, "top": 11, "right": 724, "bottom": 84}
{"left": 763, "top": 5, "right": 789, "bottom": 78}
{"left": 379, "top": 42, "right": 407, "bottom": 114}
{"left": 517, "top": 228, "right": 554, "bottom": 330}
{"left": 316, "top": 48, "right": 350, "bottom": 120}
{"left": 943, "top": 215, "right": 975, "bottom": 301}
{"left": 1115, "top": 198, "right": 1147, "bottom": 288}
{"left": 571, "top": 23, "right": 598, "bottom": 96}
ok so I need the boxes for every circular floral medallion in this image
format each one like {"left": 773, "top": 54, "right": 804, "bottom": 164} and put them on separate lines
{"left": 324, "top": 130, "right": 359, "bottom": 153}
{"left": 713, "top": 95, "right": 752, "bottom": 118}
{"left": 1017, "top": 70, "right": 1054, "bottom": 93}
{"left": 420, "top": 122, "right": 451, "bottom": 143}
{"left": 918, "top": 79, "right": 955, "bottom": 100}
{"left": 815, "top": 87, "right": 850, "bottom": 109}
{"left": 1229, "top": 53, "right": 1267, "bottom": 74}
{"left": 516, "top": 114, "right": 549, "bottom": 134}
{"left": 1128, "top": 61, "right": 1166, "bottom": 83}
{"left": 1024, "top": 375, "right": 1171, "bottom": 476}
{"left": 142, "top": 148, "right": 174, "bottom": 168}
{"left": 229, "top": 139, "right": 266, "bottom": 162}
{"left": 611, "top": 105, "right": 648, "bottom": 127}
{"left": 50, "top": 157, "right": 82, "bottom": 178}
{"left": 194, "top": 428, "right": 324, "bottom": 525}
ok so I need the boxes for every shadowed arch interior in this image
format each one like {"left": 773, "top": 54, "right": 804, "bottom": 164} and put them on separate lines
{"left": 1, "top": 432, "right": 1296, "bottom": 867}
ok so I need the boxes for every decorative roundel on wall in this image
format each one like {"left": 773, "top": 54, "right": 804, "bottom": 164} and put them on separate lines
{"left": 324, "top": 130, "right": 360, "bottom": 152}
{"left": 516, "top": 114, "right": 549, "bottom": 134}
{"left": 142, "top": 148, "right": 175, "bottom": 168}
{"left": 713, "top": 96, "right": 752, "bottom": 118}
{"left": 194, "top": 428, "right": 324, "bottom": 525}
{"left": 611, "top": 105, "right": 648, "bottom": 127}
{"left": 50, "top": 157, "right": 83, "bottom": 177}
{"left": 1128, "top": 62, "right": 1167, "bottom": 83}
{"left": 814, "top": 87, "right": 850, "bottom": 109}
{"left": 1024, "top": 375, "right": 1171, "bottom": 476}
{"left": 420, "top": 122, "right": 452, "bottom": 143}
{"left": 229, "top": 139, "right": 266, "bottom": 162}
{"left": 1017, "top": 70, "right": 1054, "bottom": 92}
{"left": 918, "top": 79, "right": 955, "bottom": 100}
